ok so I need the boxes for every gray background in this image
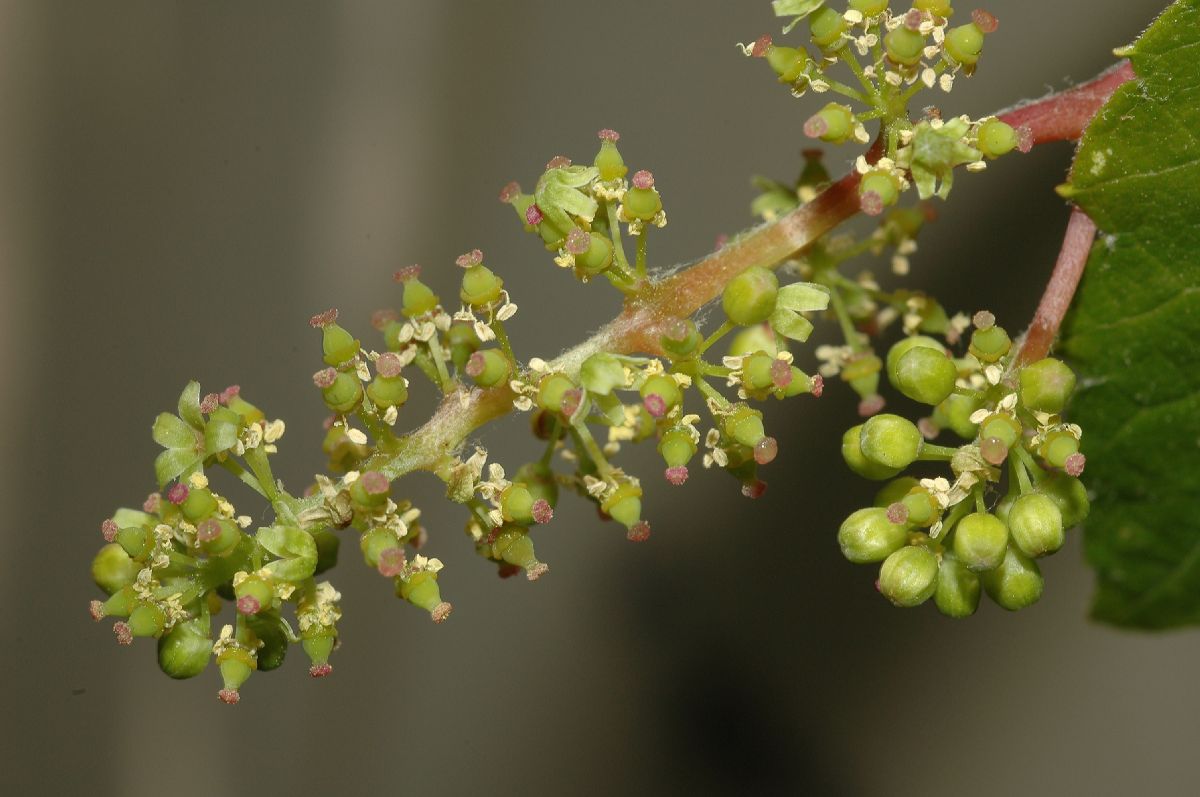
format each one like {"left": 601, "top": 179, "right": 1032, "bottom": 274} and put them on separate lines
{"left": 3, "top": 1, "right": 1193, "bottom": 795}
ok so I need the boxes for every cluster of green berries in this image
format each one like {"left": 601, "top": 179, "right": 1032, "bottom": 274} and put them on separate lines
{"left": 747, "top": 2, "right": 1030, "bottom": 216}
{"left": 838, "top": 311, "right": 1089, "bottom": 615}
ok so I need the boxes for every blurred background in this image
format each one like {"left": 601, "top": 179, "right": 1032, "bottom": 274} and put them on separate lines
{"left": 3, "top": 1, "right": 1194, "bottom": 795}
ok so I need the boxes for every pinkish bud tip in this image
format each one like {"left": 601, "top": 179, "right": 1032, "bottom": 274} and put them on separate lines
{"left": 626, "top": 521, "right": 652, "bottom": 542}
{"left": 597, "top": 128, "right": 620, "bottom": 142}
{"left": 566, "top": 228, "right": 591, "bottom": 255}
{"left": 903, "top": 9, "right": 923, "bottom": 29}
{"left": 312, "top": 367, "right": 338, "bottom": 388}
{"left": 751, "top": 34, "right": 772, "bottom": 57}
{"left": 972, "top": 310, "right": 996, "bottom": 330}
{"left": 101, "top": 519, "right": 118, "bottom": 542}
{"left": 811, "top": 374, "right": 825, "bottom": 398}
{"left": 664, "top": 466, "right": 689, "bottom": 486}
{"left": 980, "top": 436, "right": 1009, "bottom": 466}
{"left": 1065, "top": 452, "right": 1086, "bottom": 477}
{"left": 165, "top": 483, "right": 189, "bottom": 505}
{"left": 971, "top": 9, "right": 998, "bottom": 33}
{"left": 545, "top": 155, "right": 572, "bottom": 169}
{"left": 770, "top": 359, "right": 792, "bottom": 389}
{"left": 525, "top": 204, "right": 544, "bottom": 226}
{"left": 531, "top": 499, "right": 554, "bottom": 525}
{"left": 393, "top": 264, "right": 422, "bottom": 282}
{"left": 455, "top": 249, "right": 484, "bottom": 268}
{"left": 499, "top": 181, "right": 522, "bottom": 203}
{"left": 309, "top": 663, "right": 333, "bottom": 678}
{"left": 376, "top": 352, "right": 404, "bottom": 378}
{"left": 89, "top": 600, "right": 106, "bottom": 621}
{"left": 200, "top": 392, "right": 220, "bottom": 414}
{"left": 874, "top": 579, "right": 882, "bottom": 593}
{"left": 219, "top": 385, "right": 241, "bottom": 405}
{"left": 371, "top": 309, "right": 399, "bottom": 330}
{"left": 631, "top": 170, "right": 655, "bottom": 190}
{"left": 497, "top": 563, "right": 522, "bottom": 579}
{"left": 196, "top": 518, "right": 222, "bottom": 542}
{"left": 236, "top": 595, "right": 261, "bottom": 616}
{"left": 560, "top": 388, "right": 584, "bottom": 418}
{"left": 859, "top": 191, "right": 885, "bottom": 216}
{"left": 218, "top": 688, "right": 241, "bottom": 705}
{"left": 464, "top": 352, "right": 486, "bottom": 378}
{"left": 360, "top": 470, "right": 390, "bottom": 495}
{"left": 526, "top": 562, "right": 550, "bottom": 581}
{"left": 377, "top": 548, "right": 407, "bottom": 578}
{"left": 142, "top": 492, "right": 161, "bottom": 513}
{"left": 887, "top": 502, "right": 910, "bottom": 525}
{"left": 803, "top": 114, "right": 829, "bottom": 139}
{"left": 113, "top": 622, "right": 133, "bottom": 646}
{"left": 754, "top": 436, "right": 778, "bottom": 465}
{"left": 917, "top": 417, "right": 940, "bottom": 440}
{"left": 643, "top": 393, "right": 667, "bottom": 419}
{"left": 309, "top": 308, "right": 339, "bottom": 328}
{"left": 431, "top": 602, "right": 453, "bottom": 624}
{"left": 741, "top": 480, "right": 768, "bottom": 500}
{"left": 858, "top": 395, "right": 886, "bottom": 417}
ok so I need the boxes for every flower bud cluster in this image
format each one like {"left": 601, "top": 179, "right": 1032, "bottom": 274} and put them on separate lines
{"left": 837, "top": 312, "right": 1089, "bottom": 616}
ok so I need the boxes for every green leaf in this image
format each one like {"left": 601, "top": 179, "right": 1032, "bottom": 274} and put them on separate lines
{"left": 177, "top": 380, "right": 203, "bottom": 429}
{"left": 204, "top": 407, "right": 242, "bottom": 456}
{"left": 1061, "top": 0, "right": 1200, "bottom": 629}
{"left": 772, "top": 0, "right": 824, "bottom": 33}
{"left": 154, "top": 447, "right": 202, "bottom": 487}
{"left": 776, "top": 282, "right": 830, "bottom": 313}
{"left": 152, "top": 412, "right": 195, "bottom": 449}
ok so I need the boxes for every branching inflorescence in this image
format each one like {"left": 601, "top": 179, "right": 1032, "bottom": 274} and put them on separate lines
{"left": 88, "top": 1, "right": 1130, "bottom": 702}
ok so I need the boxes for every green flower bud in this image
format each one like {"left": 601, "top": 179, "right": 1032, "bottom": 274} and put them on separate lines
{"left": 884, "top": 26, "right": 925, "bottom": 67}
{"left": 157, "top": 616, "right": 212, "bottom": 679}
{"left": 515, "top": 462, "right": 559, "bottom": 509}
{"left": 660, "top": 319, "right": 703, "bottom": 359}
{"left": 952, "top": 512, "right": 1009, "bottom": 572}
{"left": 886, "top": 335, "right": 944, "bottom": 378}
{"left": 723, "top": 405, "right": 766, "bottom": 449}
{"left": 349, "top": 471, "right": 390, "bottom": 512}
{"left": 982, "top": 545, "right": 1044, "bottom": 611}
{"left": 727, "top": 324, "right": 779, "bottom": 357}
{"left": 233, "top": 575, "right": 274, "bottom": 616}
{"left": 722, "top": 266, "right": 779, "bottom": 326}
{"left": 90, "top": 585, "right": 135, "bottom": 621}
{"left": 127, "top": 602, "right": 167, "bottom": 639}
{"left": 892, "top": 346, "right": 957, "bottom": 405}
{"left": 360, "top": 527, "right": 400, "bottom": 570}
{"left": 217, "top": 645, "right": 256, "bottom": 704}
{"left": 114, "top": 526, "right": 153, "bottom": 560}
{"left": 177, "top": 486, "right": 217, "bottom": 522}
{"left": 765, "top": 44, "right": 809, "bottom": 83}
{"left": 874, "top": 476, "right": 921, "bottom": 508}
{"left": 838, "top": 507, "right": 908, "bottom": 563}
{"left": 594, "top": 129, "right": 627, "bottom": 182}
{"left": 849, "top": 0, "right": 889, "bottom": 16}
{"left": 92, "top": 543, "right": 138, "bottom": 595}
{"left": 492, "top": 527, "right": 548, "bottom": 580}
{"left": 459, "top": 255, "right": 504, "bottom": 308}
{"left": 246, "top": 612, "right": 289, "bottom": 671}
{"left": 367, "top": 352, "right": 409, "bottom": 408}
{"left": 842, "top": 425, "right": 902, "bottom": 480}
{"left": 322, "top": 325, "right": 359, "bottom": 367}
{"left": 879, "top": 546, "right": 939, "bottom": 607}
{"left": 859, "top": 171, "right": 902, "bottom": 216}
{"left": 500, "top": 484, "right": 537, "bottom": 525}
{"left": 574, "top": 231, "right": 614, "bottom": 277}
{"left": 659, "top": 426, "right": 698, "bottom": 485}
{"left": 932, "top": 393, "right": 982, "bottom": 439}
{"left": 447, "top": 322, "right": 481, "bottom": 370}
{"left": 1008, "top": 493, "right": 1064, "bottom": 558}
{"left": 859, "top": 414, "right": 923, "bottom": 470}
{"left": 1039, "top": 430, "right": 1080, "bottom": 469}
{"left": 934, "top": 552, "right": 980, "bottom": 618}
{"left": 302, "top": 626, "right": 337, "bottom": 677}
{"left": 809, "top": 6, "right": 847, "bottom": 50}
{"left": 979, "top": 413, "right": 1022, "bottom": 449}
{"left": 914, "top": 0, "right": 953, "bottom": 16}
{"left": 601, "top": 483, "right": 644, "bottom": 532}
{"left": 624, "top": 170, "right": 663, "bottom": 221}
{"left": 804, "top": 102, "right": 855, "bottom": 143}
{"left": 196, "top": 517, "right": 241, "bottom": 557}
{"left": 314, "top": 368, "right": 363, "bottom": 414}
{"left": 977, "top": 118, "right": 1019, "bottom": 159}
{"left": 945, "top": 21, "right": 985, "bottom": 67}
{"left": 1036, "top": 472, "right": 1090, "bottom": 528}
{"left": 640, "top": 374, "right": 683, "bottom": 418}
{"left": 395, "top": 266, "right": 439, "bottom": 317}
{"left": 1020, "top": 358, "right": 1076, "bottom": 414}
{"left": 537, "top": 373, "right": 577, "bottom": 415}
{"left": 465, "top": 349, "right": 510, "bottom": 389}
{"left": 896, "top": 487, "right": 939, "bottom": 528}
{"left": 969, "top": 324, "right": 1012, "bottom": 362}
{"left": 397, "top": 571, "right": 452, "bottom": 623}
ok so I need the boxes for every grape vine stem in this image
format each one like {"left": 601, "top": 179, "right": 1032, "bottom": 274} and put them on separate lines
{"left": 296, "top": 60, "right": 1136, "bottom": 512}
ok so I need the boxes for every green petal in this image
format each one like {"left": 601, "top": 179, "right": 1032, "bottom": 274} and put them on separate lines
{"left": 112, "top": 508, "right": 156, "bottom": 527}
{"left": 594, "top": 392, "right": 628, "bottom": 426}
{"left": 776, "top": 282, "right": 830, "bottom": 313}
{"left": 177, "top": 381, "right": 204, "bottom": 429}
{"left": 152, "top": 412, "right": 196, "bottom": 449}
{"left": 257, "top": 526, "right": 318, "bottom": 582}
{"left": 579, "top": 353, "right": 626, "bottom": 396}
{"left": 204, "top": 408, "right": 241, "bottom": 456}
{"left": 155, "top": 447, "right": 203, "bottom": 487}
{"left": 773, "top": 0, "right": 825, "bottom": 32}
{"left": 769, "top": 307, "right": 815, "bottom": 342}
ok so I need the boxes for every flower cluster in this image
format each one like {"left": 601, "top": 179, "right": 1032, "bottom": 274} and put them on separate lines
{"left": 837, "top": 312, "right": 1090, "bottom": 616}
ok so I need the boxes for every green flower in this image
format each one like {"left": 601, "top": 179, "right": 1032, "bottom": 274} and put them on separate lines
{"left": 534, "top": 161, "right": 600, "bottom": 233}
{"left": 899, "top": 117, "right": 983, "bottom": 200}
{"left": 768, "top": 281, "right": 830, "bottom": 342}
{"left": 151, "top": 381, "right": 242, "bottom": 487}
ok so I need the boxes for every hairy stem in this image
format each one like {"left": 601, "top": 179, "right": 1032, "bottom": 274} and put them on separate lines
{"left": 292, "top": 62, "right": 1133, "bottom": 516}
{"left": 1015, "top": 207, "right": 1098, "bottom": 365}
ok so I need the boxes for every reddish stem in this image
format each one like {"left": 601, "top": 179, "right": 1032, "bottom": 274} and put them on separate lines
{"left": 999, "top": 60, "right": 1135, "bottom": 146}
{"left": 1016, "top": 207, "right": 1098, "bottom": 365}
